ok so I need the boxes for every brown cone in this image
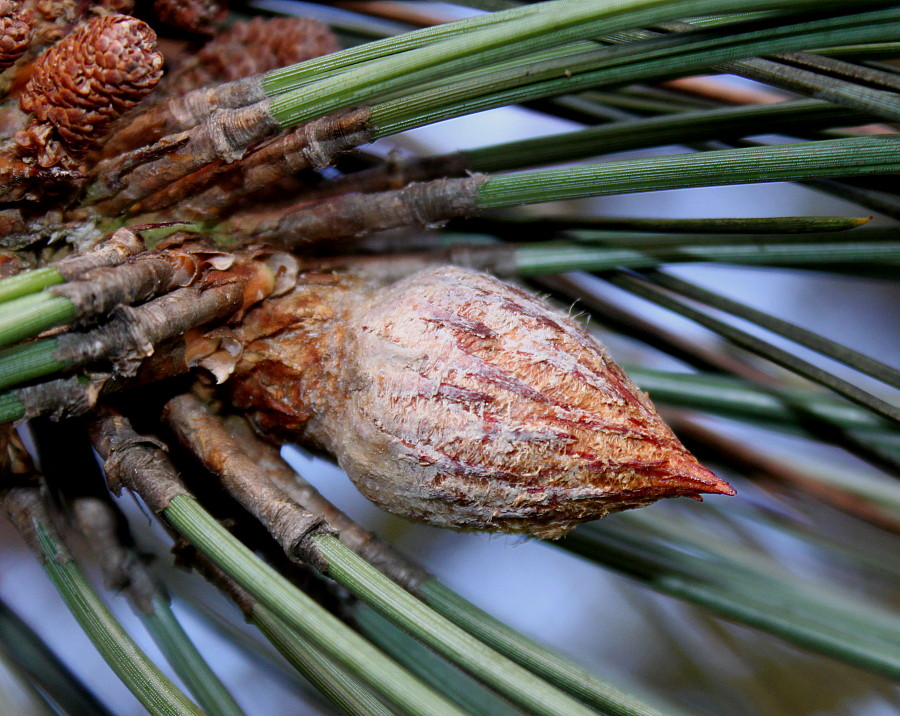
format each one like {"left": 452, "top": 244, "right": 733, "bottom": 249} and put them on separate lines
{"left": 153, "top": 0, "right": 227, "bottom": 35}
{"left": 165, "top": 16, "right": 339, "bottom": 96}
{"left": 0, "top": 1, "right": 33, "bottom": 73}
{"left": 231, "top": 266, "right": 734, "bottom": 540}
{"left": 17, "top": 14, "right": 162, "bottom": 165}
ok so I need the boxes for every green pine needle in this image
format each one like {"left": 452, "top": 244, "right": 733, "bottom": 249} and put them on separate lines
{"left": 477, "top": 137, "right": 900, "bottom": 209}
{"left": 559, "top": 516, "right": 900, "bottom": 679}
{"left": 625, "top": 365, "right": 900, "bottom": 453}
{"left": 512, "top": 239, "right": 900, "bottom": 274}
{"left": 609, "top": 271, "right": 900, "bottom": 423}
{"left": 354, "top": 604, "right": 526, "bottom": 716}
{"left": 418, "top": 579, "right": 675, "bottom": 716}
{"left": 162, "top": 495, "right": 468, "bottom": 716}
{"left": 465, "top": 99, "right": 866, "bottom": 174}
{"left": 0, "top": 598, "right": 114, "bottom": 716}
{"left": 34, "top": 522, "right": 202, "bottom": 716}
{"left": 0, "top": 294, "right": 76, "bottom": 350}
{"left": 644, "top": 270, "right": 900, "bottom": 389}
{"left": 311, "top": 532, "right": 596, "bottom": 716}
{"left": 0, "top": 339, "right": 66, "bottom": 393}
{"left": 250, "top": 605, "right": 393, "bottom": 716}
{"left": 468, "top": 215, "right": 872, "bottom": 237}
{"left": 371, "top": 7, "right": 900, "bottom": 134}
{"left": 0, "top": 268, "right": 64, "bottom": 304}
{"left": 142, "top": 595, "right": 245, "bottom": 716}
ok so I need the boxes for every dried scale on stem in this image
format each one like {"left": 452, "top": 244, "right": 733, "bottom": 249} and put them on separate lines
{"left": 103, "top": 15, "right": 339, "bottom": 158}
{"left": 0, "top": 1, "right": 898, "bottom": 713}
{"left": 24, "top": 416, "right": 245, "bottom": 716}
{"left": 0, "top": 426, "right": 205, "bottom": 716}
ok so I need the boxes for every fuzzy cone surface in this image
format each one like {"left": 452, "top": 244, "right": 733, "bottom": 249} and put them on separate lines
{"left": 232, "top": 266, "right": 734, "bottom": 539}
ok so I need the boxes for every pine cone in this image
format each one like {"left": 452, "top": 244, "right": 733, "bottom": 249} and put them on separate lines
{"left": 153, "top": 0, "right": 226, "bottom": 35}
{"left": 0, "top": 1, "right": 33, "bottom": 73}
{"left": 17, "top": 14, "right": 163, "bottom": 163}
{"left": 230, "top": 267, "right": 734, "bottom": 539}
{"left": 166, "top": 16, "right": 339, "bottom": 95}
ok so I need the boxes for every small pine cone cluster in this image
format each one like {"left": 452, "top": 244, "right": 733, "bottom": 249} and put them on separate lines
{"left": 16, "top": 14, "right": 163, "bottom": 166}
{"left": 0, "top": 1, "right": 33, "bottom": 73}
{"left": 166, "top": 16, "right": 339, "bottom": 95}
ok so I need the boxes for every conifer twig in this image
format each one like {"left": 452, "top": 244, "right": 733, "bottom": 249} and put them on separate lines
{"left": 0, "top": 229, "right": 144, "bottom": 304}
{"left": 175, "top": 550, "right": 393, "bottom": 716}
{"left": 0, "top": 375, "right": 106, "bottom": 425}
{"left": 559, "top": 516, "right": 900, "bottom": 679}
{"left": 621, "top": 366, "right": 900, "bottom": 457}
{"left": 89, "top": 1, "right": 893, "bottom": 216}
{"left": 222, "top": 414, "right": 428, "bottom": 589}
{"left": 227, "top": 175, "right": 486, "bottom": 245}
{"left": 0, "top": 242, "right": 210, "bottom": 349}
{"left": 643, "top": 269, "right": 900, "bottom": 389}
{"left": 223, "top": 136, "right": 898, "bottom": 247}
{"left": 0, "top": 596, "right": 114, "bottom": 716}
{"left": 0, "top": 280, "right": 248, "bottom": 392}
{"left": 304, "top": 99, "right": 865, "bottom": 201}
{"left": 608, "top": 271, "right": 900, "bottom": 424}
{"left": 163, "top": 393, "right": 608, "bottom": 716}
{"left": 133, "top": 108, "right": 374, "bottom": 216}
{"left": 62, "top": 489, "right": 245, "bottom": 716}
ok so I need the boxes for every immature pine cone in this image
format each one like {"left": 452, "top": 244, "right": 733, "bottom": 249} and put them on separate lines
{"left": 230, "top": 267, "right": 734, "bottom": 539}
{"left": 166, "top": 16, "right": 339, "bottom": 95}
{"left": 0, "top": 1, "right": 34, "bottom": 72}
{"left": 17, "top": 14, "right": 162, "bottom": 163}
{"left": 153, "top": 0, "right": 226, "bottom": 35}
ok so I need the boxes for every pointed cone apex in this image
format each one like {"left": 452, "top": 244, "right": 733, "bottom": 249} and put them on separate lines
{"left": 289, "top": 266, "right": 734, "bottom": 539}
{"left": 231, "top": 266, "right": 735, "bottom": 539}
{"left": 656, "top": 458, "right": 737, "bottom": 502}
